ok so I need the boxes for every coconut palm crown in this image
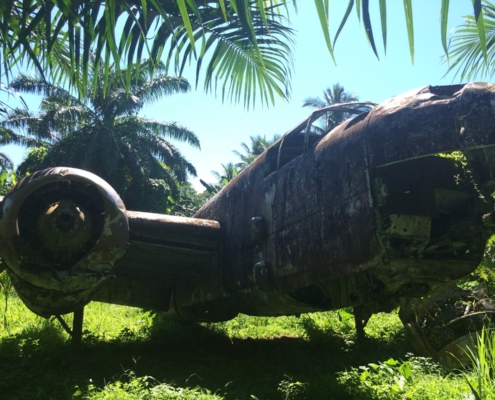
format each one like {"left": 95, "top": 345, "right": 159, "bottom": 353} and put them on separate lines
{"left": 211, "top": 162, "right": 239, "bottom": 187}
{"left": 445, "top": 1, "right": 495, "bottom": 81}
{"left": 302, "top": 83, "right": 372, "bottom": 132}
{"left": 233, "top": 134, "right": 280, "bottom": 171}
{"left": 2, "top": 61, "right": 199, "bottom": 211}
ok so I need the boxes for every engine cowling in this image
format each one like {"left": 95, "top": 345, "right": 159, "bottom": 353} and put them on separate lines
{"left": 0, "top": 168, "right": 128, "bottom": 317}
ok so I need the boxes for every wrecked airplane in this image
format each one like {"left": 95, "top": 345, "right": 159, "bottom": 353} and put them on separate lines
{"left": 1, "top": 83, "right": 495, "bottom": 363}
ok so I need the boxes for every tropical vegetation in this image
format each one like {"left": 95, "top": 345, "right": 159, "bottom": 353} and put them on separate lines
{"left": 0, "top": 168, "right": 16, "bottom": 196}
{"left": 168, "top": 182, "right": 210, "bottom": 217}
{"left": 0, "top": 1, "right": 295, "bottom": 109}
{"left": 445, "top": 0, "right": 495, "bottom": 81}
{"left": 302, "top": 83, "right": 372, "bottom": 131}
{"left": 211, "top": 162, "right": 239, "bottom": 187}
{"left": 233, "top": 134, "right": 280, "bottom": 171}
{"left": 0, "top": 1, "right": 493, "bottom": 109}
{"left": 200, "top": 134, "right": 281, "bottom": 195}
{"left": 1, "top": 61, "right": 200, "bottom": 212}
{"left": 0, "top": 151, "right": 13, "bottom": 172}
{"left": 200, "top": 162, "right": 239, "bottom": 195}
{"left": 1, "top": 282, "right": 495, "bottom": 399}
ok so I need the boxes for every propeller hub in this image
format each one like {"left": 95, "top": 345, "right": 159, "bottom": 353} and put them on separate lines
{"left": 37, "top": 200, "right": 92, "bottom": 252}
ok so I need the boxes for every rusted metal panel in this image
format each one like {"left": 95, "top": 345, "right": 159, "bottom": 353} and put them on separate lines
{"left": 126, "top": 211, "right": 221, "bottom": 245}
{"left": 194, "top": 83, "right": 495, "bottom": 318}
{"left": 366, "top": 83, "right": 495, "bottom": 167}
{"left": 94, "top": 211, "right": 223, "bottom": 311}
{"left": 0, "top": 168, "right": 128, "bottom": 317}
{"left": 4, "top": 83, "right": 495, "bottom": 335}
{"left": 195, "top": 105, "right": 381, "bottom": 315}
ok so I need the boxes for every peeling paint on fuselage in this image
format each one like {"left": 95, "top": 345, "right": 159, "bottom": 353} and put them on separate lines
{"left": 4, "top": 84, "right": 495, "bottom": 324}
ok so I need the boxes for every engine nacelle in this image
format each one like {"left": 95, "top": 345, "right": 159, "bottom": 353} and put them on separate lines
{"left": 0, "top": 168, "right": 128, "bottom": 317}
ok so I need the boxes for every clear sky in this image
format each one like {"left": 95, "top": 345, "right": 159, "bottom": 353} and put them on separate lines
{"left": 0, "top": 2, "right": 481, "bottom": 190}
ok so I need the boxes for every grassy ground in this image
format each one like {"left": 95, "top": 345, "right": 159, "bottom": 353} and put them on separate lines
{"left": 0, "top": 284, "right": 489, "bottom": 399}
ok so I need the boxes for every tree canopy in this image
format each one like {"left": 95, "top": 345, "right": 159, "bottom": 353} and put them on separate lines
{"left": 1, "top": 1, "right": 294, "bottom": 108}
{"left": 2, "top": 61, "right": 199, "bottom": 212}
{"left": 233, "top": 134, "right": 280, "bottom": 170}
{"left": 1, "top": 1, "right": 493, "bottom": 109}
{"left": 445, "top": 1, "right": 495, "bottom": 80}
{"left": 302, "top": 83, "right": 373, "bottom": 132}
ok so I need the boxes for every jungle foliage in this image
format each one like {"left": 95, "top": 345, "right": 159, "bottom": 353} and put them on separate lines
{"left": 0, "top": 1, "right": 493, "bottom": 110}
{"left": 1, "top": 62, "right": 199, "bottom": 213}
{"left": 1, "top": 283, "right": 494, "bottom": 399}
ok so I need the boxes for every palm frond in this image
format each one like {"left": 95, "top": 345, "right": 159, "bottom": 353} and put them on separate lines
{"left": 121, "top": 116, "right": 200, "bottom": 148}
{"left": 139, "top": 133, "right": 197, "bottom": 179}
{"left": 3, "top": 0, "right": 495, "bottom": 105}
{"left": 445, "top": 3, "right": 495, "bottom": 81}
{"left": 302, "top": 83, "right": 371, "bottom": 131}
{"left": 2, "top": 1, "right": 295, "bottom": 108}
{"left": 0, "top": 152, "right": 13, "bottom": 170}
{"left": 302, "top": 97, "right": 327, "bottom": 109}
{"left": 211, "top": 162, "right": 239, "bottom": 185}
{"left": 233, "top": 133, "right": 279, "bottom": 170}
{"left": 134, "top": 75, "right": 191, "bottom": 104}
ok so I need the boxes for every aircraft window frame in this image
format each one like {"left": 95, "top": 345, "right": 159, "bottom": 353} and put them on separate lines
{"left": 263, "top": 102, "right": 375, "bottom": 178}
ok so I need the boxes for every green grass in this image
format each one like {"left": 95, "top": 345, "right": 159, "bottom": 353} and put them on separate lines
{"left": 462, "top": 327, "right": 495, "bottom": 400}
{"left": 0, "top": 281, "right": 486, "bottom": 400}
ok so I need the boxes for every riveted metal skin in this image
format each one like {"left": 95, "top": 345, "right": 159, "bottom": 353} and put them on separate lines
{"left": 3, "top": 84, "right": 495, "bottom": 363}
{"left": 193, "top": 83, "right": 495, "bottom": 319}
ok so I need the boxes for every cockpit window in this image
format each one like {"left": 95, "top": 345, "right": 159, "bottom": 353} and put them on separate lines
{"left": 263, "top": 102, "right": 375, "bottom": 177}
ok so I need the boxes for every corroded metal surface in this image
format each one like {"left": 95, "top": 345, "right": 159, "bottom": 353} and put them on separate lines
{"left": 93, "top": 211, "right": 223, "bottom": 313}
{"left": 367, "top": 83, "right": 495, "bottom": 167}
{"left": 194, "top": 83, "right": 495, "bottom": 320}
{"left": 0, "top": 168, "right": 128, "bottom": 317}
{"left": 3, "top": 83, "right": 495, "bottom": 350}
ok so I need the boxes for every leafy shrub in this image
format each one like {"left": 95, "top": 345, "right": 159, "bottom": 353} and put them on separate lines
{"left": 337, "top": 355, "right": 473, "bottom": 400}
{"left": 77, "top": 372, "right": 222, "bottom": 400}
{"left": 277, "top": 375, "right": 308, "bottom": 400}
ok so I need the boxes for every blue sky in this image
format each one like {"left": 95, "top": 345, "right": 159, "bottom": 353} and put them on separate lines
{"left": 0, "top": 2, "right": 481, "bottom": 190}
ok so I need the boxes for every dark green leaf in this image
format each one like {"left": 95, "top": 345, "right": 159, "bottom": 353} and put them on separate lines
{"left": 441, "top": 0, "right": 450, "bottom": 55}
{"left": 333, "top": 0, "right": 354, "bottom": 48}
{"left": 363, "top": 0, "right": 379, "bottom": 59}
{"left": 403, "top": 0, "right": 415, "bottom": 63}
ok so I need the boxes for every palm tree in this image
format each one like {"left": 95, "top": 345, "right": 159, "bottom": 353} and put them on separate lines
{"left": 0, "top": 1, "right": 294, "bottom": 109}
{"left": 1, "top": 1, "right": 488, "bottom": 109}
{"left": 302, "top": 83, "right": 371, "bottom": 131}
{"left": 444, "top": 2, "right": 495, "bottom": 80}
{"left": 199, "top": 162, "right": 239, "bottom": 196}
{"left": 233, "top": 134, "right": 280, "bottom": 170}
{"left": 0, "top": 119, "right": 45, "bottom": 169}
{"left": 0, "top": 153, "right": 12, "bottom": 171}
{"left": 2, "top": 61, "right": 200, "bottom": 212}
{"left": 211, "top": 162, "right": 239, "bottom": 187}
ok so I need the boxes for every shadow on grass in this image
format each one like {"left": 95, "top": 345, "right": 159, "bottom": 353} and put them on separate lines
{"left": 0, "top": 315, "right": 409, "bottom": 400}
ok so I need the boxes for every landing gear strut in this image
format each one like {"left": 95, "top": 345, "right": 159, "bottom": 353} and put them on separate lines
{"left": 54, "top": 307, "right": 85, "bottom": 345}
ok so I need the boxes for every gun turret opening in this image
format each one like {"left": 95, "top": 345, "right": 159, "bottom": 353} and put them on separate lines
{"left": 0, "top": 168, "right": 129, "bottom": 317}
